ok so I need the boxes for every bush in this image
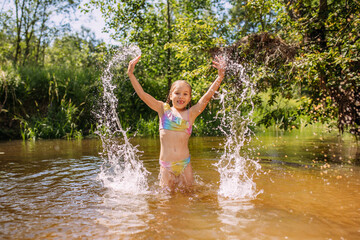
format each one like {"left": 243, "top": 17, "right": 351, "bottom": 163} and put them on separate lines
{"left": 136, "top": 116, "right": 159, "bottom": 137}
{"left": 252, "top": 91, "right": 308, "bottom": 130}
{"left": 0, "top": 63, "right": 100, "bottom": 140}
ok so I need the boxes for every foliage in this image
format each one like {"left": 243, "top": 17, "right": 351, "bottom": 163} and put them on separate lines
{"left": 0, "top": 59, "right": 101, "bottom": 140}
{"left": 136, "top": 116, "right": 159, "bottom": 137}
{"left": 192, "top": 112, "right": 223, "bottom": 136}
{"left": 83, "top": 0, "right": 229, "bottom": 136}
{"left": 283, "top": 0, "right": 360, "bottom": 135}
{"left": 46, "top": 27, "right": 107, "bottom": 68}
{"left": 229, "top": 0, "right": 283, "bottom": 36}
{"left": 0, "top": 63, "right": 22, "bottom": 138}
{"left": 253, "top": 91, "right": 312, "bottom": 130}
{"left": 8, "top": 0, "right": 81, "bottom": 66}
{"left": 0, "top": 0, "right": 107, "bottom": 140}
{"left": 1, "top": 0, "right": 359, "bottom": 139}
{"left": 229, "top": 0, "right": 360, "bottom": 136}
{"left": 19, "top": 97, "right": 83, "bottom": 140}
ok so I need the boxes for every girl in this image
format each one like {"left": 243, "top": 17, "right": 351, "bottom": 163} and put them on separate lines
{"left": 127, "top": 55, "right": 225, "bottom": 191}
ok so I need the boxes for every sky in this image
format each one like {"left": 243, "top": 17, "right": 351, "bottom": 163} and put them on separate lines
{"left": 60, "top": 3, "right": 118, "bottom": 45}
{"left": 0, "top": 0, "right": 116, "bottom": 45}
{"left": 1, "top": 0, "right": 231, "bottom": 46}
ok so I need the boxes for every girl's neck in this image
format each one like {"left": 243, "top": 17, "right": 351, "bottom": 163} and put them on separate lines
{"left": 172, "top": 106, "right": 187, "bottom": 112}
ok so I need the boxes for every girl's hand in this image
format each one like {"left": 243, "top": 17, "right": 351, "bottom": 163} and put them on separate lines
{"left": 127, "top": 55, "right": 141, "bottom": 75}
{"left": 212, "top": 56, "right": 226, "bottom": 78}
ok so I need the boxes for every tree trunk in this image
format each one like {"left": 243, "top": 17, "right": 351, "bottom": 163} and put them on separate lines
{"left": 23, "top": 0, "right": 40, "bottom": 65}
{"left": 14, "top": 0, "right": 27, "bottom": 65}
{"left": 316, "top": 0, "right": 328, "bottom": 92}
{"left": 318, "top": 0, "right": 328, "bottom": 50}
{"left": 166, "top": 0, "right": 172, "bottom": 90}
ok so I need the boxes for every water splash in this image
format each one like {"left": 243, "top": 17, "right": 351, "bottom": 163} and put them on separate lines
{"left": 95, "top": 45, "right": 149, "bottom": 194}
{"left": 215, "top": 57, "right": 262, "bottom": 199}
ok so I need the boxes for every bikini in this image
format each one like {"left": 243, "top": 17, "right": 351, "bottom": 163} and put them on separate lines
{"left": 159, "top": 103, "right": 192, "bottom": 176}
{"left": 159, "top": 103, "right": 192, "bottom": 135}
{"left": 159, "top": 156, "right": 191, "bottom": 177}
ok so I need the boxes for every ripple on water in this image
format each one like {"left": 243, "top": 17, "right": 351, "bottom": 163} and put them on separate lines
{"left": 1, "top": 137, "right": 360, "bottom": 239}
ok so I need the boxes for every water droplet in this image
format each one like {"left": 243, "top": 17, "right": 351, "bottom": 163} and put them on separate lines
{"left": 95, "top": 45, "right": 149, "bottom": 194}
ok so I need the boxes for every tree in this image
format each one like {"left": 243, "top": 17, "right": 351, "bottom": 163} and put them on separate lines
{"left": 82, "top": 0, "right": 227, "bottom": 133}
{"left": 284, "top": 0, "right": 360, "bottom": 135}
{"left": 229, "top": 0, "right": 360, "bottom": 136}
{"left": 83, "top": 0, "right": 222, "bottom": 87}
{"left": 229, "top": 0, "right": 282, "bottom": 37}
{"left": 12, "top": 0, "right": 81, "bottom": 65}
{"left": 0, "top": 1, "right": 106, "bottom": 140}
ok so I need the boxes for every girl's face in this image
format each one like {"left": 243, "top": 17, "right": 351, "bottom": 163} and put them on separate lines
{"left": 170, "top": 82, "right": 191, "bottom": 110}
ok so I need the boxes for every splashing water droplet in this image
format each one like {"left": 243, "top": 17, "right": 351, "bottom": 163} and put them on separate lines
{"left": 215, "top": 56, "right": 262, "bottom": 200}
{"left": 95, "top": 45, "right": 149, "bottom": 194}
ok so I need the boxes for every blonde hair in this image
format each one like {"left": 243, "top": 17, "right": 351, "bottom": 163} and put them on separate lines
{"left": 166, "top": 80, "right": 192, "bottom": 107}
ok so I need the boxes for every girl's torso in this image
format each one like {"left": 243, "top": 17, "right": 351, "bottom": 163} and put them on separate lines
{"left": 159, "top": 130, "right": 190, "bottom": 161}
{"left": 159, "top": 103, "right": 192, "bottom": 162}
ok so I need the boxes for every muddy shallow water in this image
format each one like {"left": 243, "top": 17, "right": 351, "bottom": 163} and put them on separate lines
{"left": 0, "top": 130, "right": 359, "bottom": 239}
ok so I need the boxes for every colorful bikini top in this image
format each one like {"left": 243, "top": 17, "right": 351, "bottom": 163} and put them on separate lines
{"left": 159, "top": 103, "right": 192, "bottom": 135}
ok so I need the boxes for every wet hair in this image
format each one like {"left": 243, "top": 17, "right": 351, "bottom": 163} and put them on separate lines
{"left": 166, "top": 80, "right": 192, "bottom": 108}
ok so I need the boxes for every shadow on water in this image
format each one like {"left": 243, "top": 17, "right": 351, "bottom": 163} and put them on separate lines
{"left": 252, "top": 127, "right": 360, "bottom": 166}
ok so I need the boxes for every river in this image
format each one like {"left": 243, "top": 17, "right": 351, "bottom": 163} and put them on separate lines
{"left": 0, "top": 129, "right": 359, "bottom": 239}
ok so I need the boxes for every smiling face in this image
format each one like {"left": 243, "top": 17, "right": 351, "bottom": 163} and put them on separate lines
{"left": 169, "top": 81, "right": 192, "bottom": 110}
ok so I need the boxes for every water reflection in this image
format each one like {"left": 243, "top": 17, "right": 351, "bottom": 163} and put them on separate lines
{"left": 0, "top": 134, "right": 359, "bottom": 239}
{"left": 137, "top": 189, "right": 225, "bottom": 239}
{"left": 217, "top": 198, "right": 255, "bottom": 236}
{"left": 0, "top": 153, "right": 103, "bottom": 239}
{"left": 254, "top": 129, "right": 359, "bottom": 165}
{"left": 97, "top": 192, "right": 150, "bottom": 237}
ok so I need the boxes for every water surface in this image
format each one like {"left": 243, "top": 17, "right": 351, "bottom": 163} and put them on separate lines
{"left": 0, "top": 131, "right": 359, "bottom": 239}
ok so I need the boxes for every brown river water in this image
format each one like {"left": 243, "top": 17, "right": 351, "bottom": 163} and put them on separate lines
{"left": 0, "top": 129, "right": 359, "bottom": 239}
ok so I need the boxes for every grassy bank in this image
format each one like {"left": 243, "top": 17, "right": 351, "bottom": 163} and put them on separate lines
{"left": 1, "top": 65, "right": 337, "bottom": 140}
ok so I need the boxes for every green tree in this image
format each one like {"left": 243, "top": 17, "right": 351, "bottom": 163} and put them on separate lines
{"left": 283, "top": 0, "right": 360, "bottom": 135}
{"left": 83, "top": 0, "right": 226, "bottom": 134}
{"left": 0, "top": 2, "right": 106, "bottom": 139}
{"left": 229, "top": 0, "right": 283, "bottom": 37}
{"left": 11, "top": 0, "right": 81, "bottom": 66}
{"left": 229, "top": 0, "right": 360, "bottom": 135}
{"left": 46, "top": 27, "right": 106, "bottom": 68}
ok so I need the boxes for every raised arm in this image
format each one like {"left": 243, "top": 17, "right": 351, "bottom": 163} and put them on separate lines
{"left": 127, "top": 56, "right": 163, "bottom": 113}
{"left": 190, "top": 56, "right": 226, "bottom": 119}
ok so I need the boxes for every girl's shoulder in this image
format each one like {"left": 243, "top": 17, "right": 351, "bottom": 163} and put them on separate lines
{"left": 157, "top": 102, "right": 169, "bottom": 117}
{"left": 163, "top": 102, "right": 171, "bottom": 111}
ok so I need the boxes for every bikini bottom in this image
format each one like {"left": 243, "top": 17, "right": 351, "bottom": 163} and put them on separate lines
{"left": 159, "top": 156, "right": 190, "bottom": 176}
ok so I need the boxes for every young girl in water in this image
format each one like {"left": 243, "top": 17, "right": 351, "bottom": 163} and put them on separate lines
{"left": 127, "top": 55, "right": 225, "bottom": 191}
